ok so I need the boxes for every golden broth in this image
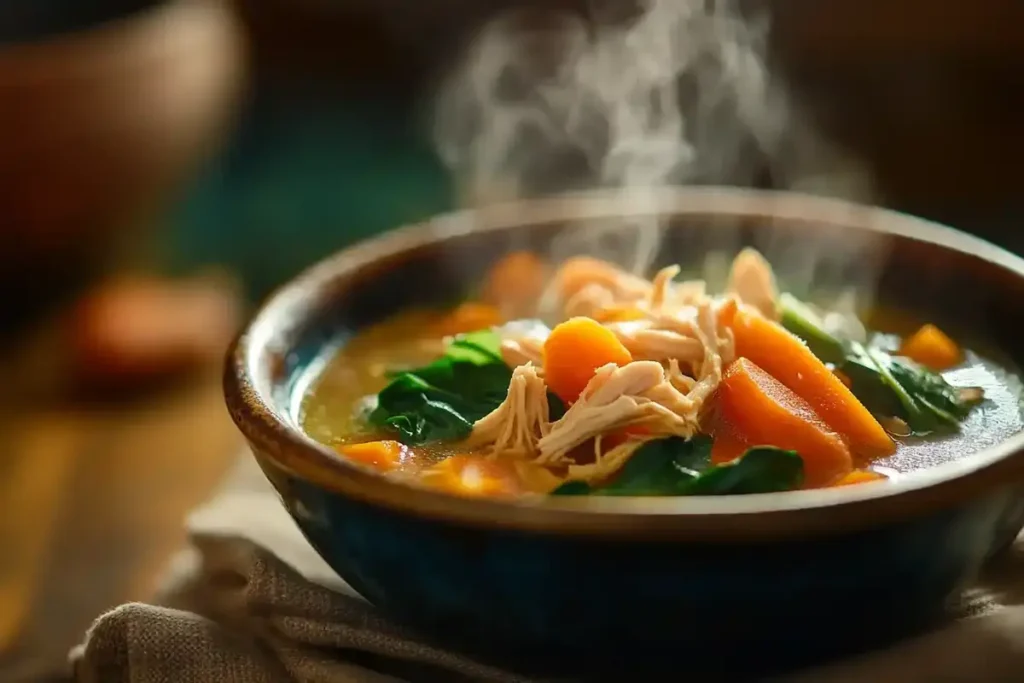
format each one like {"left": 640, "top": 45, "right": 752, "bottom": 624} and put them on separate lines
{"left": 300, "top": 309, "right": 563, "bottom": 497}
{"left": 300, "top": 307, "right": 1024, "bottom": 498}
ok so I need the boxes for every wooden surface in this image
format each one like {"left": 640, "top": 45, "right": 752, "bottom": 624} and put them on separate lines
{"left": 0, "top": 360, "right": 243, "bottom": 680}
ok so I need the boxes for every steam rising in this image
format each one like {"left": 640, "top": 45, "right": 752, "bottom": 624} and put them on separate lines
{"left": 433, "top": 0, "right": 880, "bottom": 304}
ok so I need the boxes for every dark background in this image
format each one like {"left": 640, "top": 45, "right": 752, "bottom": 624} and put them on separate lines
{"left": 165, "top": 0, "right": 1024, "bottom": 299}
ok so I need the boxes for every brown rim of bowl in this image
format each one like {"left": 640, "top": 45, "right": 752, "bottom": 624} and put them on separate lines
{"left": 225, "top": 186, "right": 1024, "bottom": 542}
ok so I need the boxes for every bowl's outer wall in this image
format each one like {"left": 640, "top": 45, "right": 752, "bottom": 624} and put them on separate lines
{"left": 253, "top": 447, "right": 1024, "bottom": 678}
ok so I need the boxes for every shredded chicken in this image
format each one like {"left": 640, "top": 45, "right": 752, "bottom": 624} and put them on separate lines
{"left": 564, "top": 283, "right": 615, "bottom": 319}
{"left": 537, "top": 361, "right": 706, "bottom": 474}
{"left": 567, "top": 438, "right": 647, "bottom": 482}
{"left": 464, "top": 250, "right": 765, "bottom": 483}
{"left": 727, "top": 247, "right": 779, "bottom": 320}
{"left": 559, "top": 262, "right": 709, "bottom": 321}
{"left": 463, "top": 364, "right": 550, "bottom": 457}
{"left": 500, "top": 339, "right": 543, "bottom": 368}
{"left": 494, "top": 319, "right": 550, "bottom": 368}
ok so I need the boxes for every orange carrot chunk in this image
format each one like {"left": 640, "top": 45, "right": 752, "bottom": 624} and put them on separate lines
{"left": 899, "top": 323, "right": 962, "bottom": 371}
{"left": 716, "top": 297, "right": 739, "bottom": 329}
{"left": 543, "top": 317, "right": 633, "bottom": 403}
{"left": 833, "top": 469, "right": 887, "bottom": 487}
{"left": 731, "top": 307, "right": 895, "bottom": 458}
{"left": 336, "top": 440, "right": 408, "bottom": 472}
{"left": 714, "top": 358, "right": 854, "bottom": 488}
{"left": 481, "top": 251, "right": 549, "bottom": 317}
{"left": 431, "top": 302, "right": 503, "bottom": 337}
{"left": 709, "top": 423, "right": 750, "bottom": 466}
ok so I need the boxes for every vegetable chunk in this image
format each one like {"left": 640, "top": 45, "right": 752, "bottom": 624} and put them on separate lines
{"left": 714, "top": 358, "right": 853, "bottom": 487}
{"left": 336, "top": 440, "right": 408, "bottom": 472}
{"left": 731, "top": 308, "right": 895, "bottom": 458}
{"left": 900, "top": 323, "right": 962, "bottom": 371}
{"left": 543, "top": 317, "right": 633, "bottom": 403}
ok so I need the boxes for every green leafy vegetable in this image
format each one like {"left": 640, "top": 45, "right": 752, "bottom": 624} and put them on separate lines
{"left": 369, "top": 328, "right": 569, "bottom": 445}
{"left": 593, "top": 436, "right": 714, "bottom": 496}
{"left": 779, "top": 294, "right": 984, "bottom": 435}
{"left": 547, "top": 392, "right": 568, "bottom": 422}
{"left": 369, "top": 329, "right": 512, "bottom": 444}
{"left": 551, "top": 437, "right": 803, "bottom": 497}
{"left": 678, "top": 447, "right": 806, "bottom": 495}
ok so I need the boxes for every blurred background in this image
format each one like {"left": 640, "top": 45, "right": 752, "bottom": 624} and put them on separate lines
{"left": 0, "top": 0, "right": 1022, "bottom": 678}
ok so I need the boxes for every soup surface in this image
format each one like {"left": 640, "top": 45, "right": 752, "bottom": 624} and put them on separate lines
{"left": 301, "top": 250, "right": 1023, "bottom": 499}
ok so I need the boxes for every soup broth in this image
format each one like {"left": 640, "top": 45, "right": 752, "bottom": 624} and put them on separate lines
{"left": 300, "top": 251, "right": 1023, "bottom": 500}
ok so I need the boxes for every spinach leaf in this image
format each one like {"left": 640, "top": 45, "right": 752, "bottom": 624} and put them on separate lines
{"left": 369, "top": 329, "right": 512, "bottom": 445}
{"left": 887, "top": 358, "right": 981, "bottom": 420}
{"left": 779, "top": 293, "right": 983, "bottom": 435}
{"left": 596, "top": 436, "right": 714, "bottom": 496}
{"left": 547, "top": 392, "right": 568, "bottom": 422}
{"left": 676, "top": 446, "right": 804, "bottom": 495}
{"left": 551, "top": 480, "right": 591, "bottom": 496}
{"left": 445, "top": 329, "right": 504, "bottom": 361}
{"left": 551, "top": 438, "right": 803, "bottom": 497}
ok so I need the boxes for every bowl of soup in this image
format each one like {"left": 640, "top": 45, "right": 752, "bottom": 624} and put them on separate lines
{"left": 225, "top": 187, "right": 1024, "bottom": 679}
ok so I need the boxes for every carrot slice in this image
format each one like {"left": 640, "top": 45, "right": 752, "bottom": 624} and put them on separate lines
{"left": 714, "top": 358, "right": 853, "bottom": 488}
{"left": 481, "top": 250, "right": 552, "bottom": 321}
{"left": 336, "top": 440, "right": 408, "bottom": 472}
{"left": 481, "top": 251, "right": 549, "bottom": 317}
{"left": 716, "top": 297, "right": 739, "bottom": 329}
{"left": 708, "top": 419, "right": 749, "bottom": 466}
{"left": 731, "top": 307, "right": 895, "bottom": 458}
{"left": 899, "top": 323, "right": 961, "bottom": 371}
{"left": 833, "top": 469, "right": 887, "bottom": 487}
{"left": 483, "top": 249, "right": 548, "bottom": 296}
{"left": 431, "top": 302, "right": 503, "bottom": 337}
{"left": 709, "top": 425, "right": 749, "bottom": 466}
{"left": 543, "top": 317, "right": 633, "bottom": 403}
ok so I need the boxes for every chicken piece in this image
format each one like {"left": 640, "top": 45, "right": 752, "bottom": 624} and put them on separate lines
{"left": 564, "top": 283, "right": 617, "bottom": 319}
{"left": 555, "top": 256, "right": 651, "bottom": 304}
{"left": 464, "top": 364, "right": 551, "bottom": 457}
{"left": 606, "top": 320, "right": 705, "bottom": 365}
{"left": 567, "top": 437, "right": 647, "bottom": 482}
{"left": 494, "top": 319, "right": 550, "bottom": 368}
{"left": 558, "top": 261, "right": 709, "bottom": 321}
{"left": 604, "top": 299, "right": 734, "bottom": 370}
{"left": 537, "top": 361, "right": 697, "bottom": 464}
{"left": 647, "top": 265, "right": 707, "bottom": 311}
{"left": 727, "top": 248, "right": 779, "bottom": 320}
{"left": 500, "top": 339, "right": 544, "bottom": 368}
{"left": 649, "top": 265, "right": 680, "bottom": 310}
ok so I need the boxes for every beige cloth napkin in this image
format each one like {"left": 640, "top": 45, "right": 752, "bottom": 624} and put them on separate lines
{"left": 70, "top": 455, "right": 1024, "bottom": 683}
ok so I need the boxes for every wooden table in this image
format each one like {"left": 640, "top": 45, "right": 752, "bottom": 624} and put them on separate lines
{"left": 0, "top": 353, "right": 243, "bottom": 681}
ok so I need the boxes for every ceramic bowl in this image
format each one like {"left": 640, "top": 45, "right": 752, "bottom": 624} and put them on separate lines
{"left": 0, "top": 0, "right": 246, "bottom": 322}
{"left": 225, "top": 187, "right": 1024, "bottom": 680}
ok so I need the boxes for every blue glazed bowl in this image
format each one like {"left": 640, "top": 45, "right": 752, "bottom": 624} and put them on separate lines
{"left": 225, "top": 188, "right": 1024, "bottom": 680}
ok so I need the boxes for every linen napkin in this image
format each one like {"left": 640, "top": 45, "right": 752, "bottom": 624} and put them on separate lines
{"left": 70, "top": 454, "right": 1024, "bottom": 683}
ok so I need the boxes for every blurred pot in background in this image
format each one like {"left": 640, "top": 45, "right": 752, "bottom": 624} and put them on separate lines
{"left": 0, "top": 0, "right": 247, "bottom": 332}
